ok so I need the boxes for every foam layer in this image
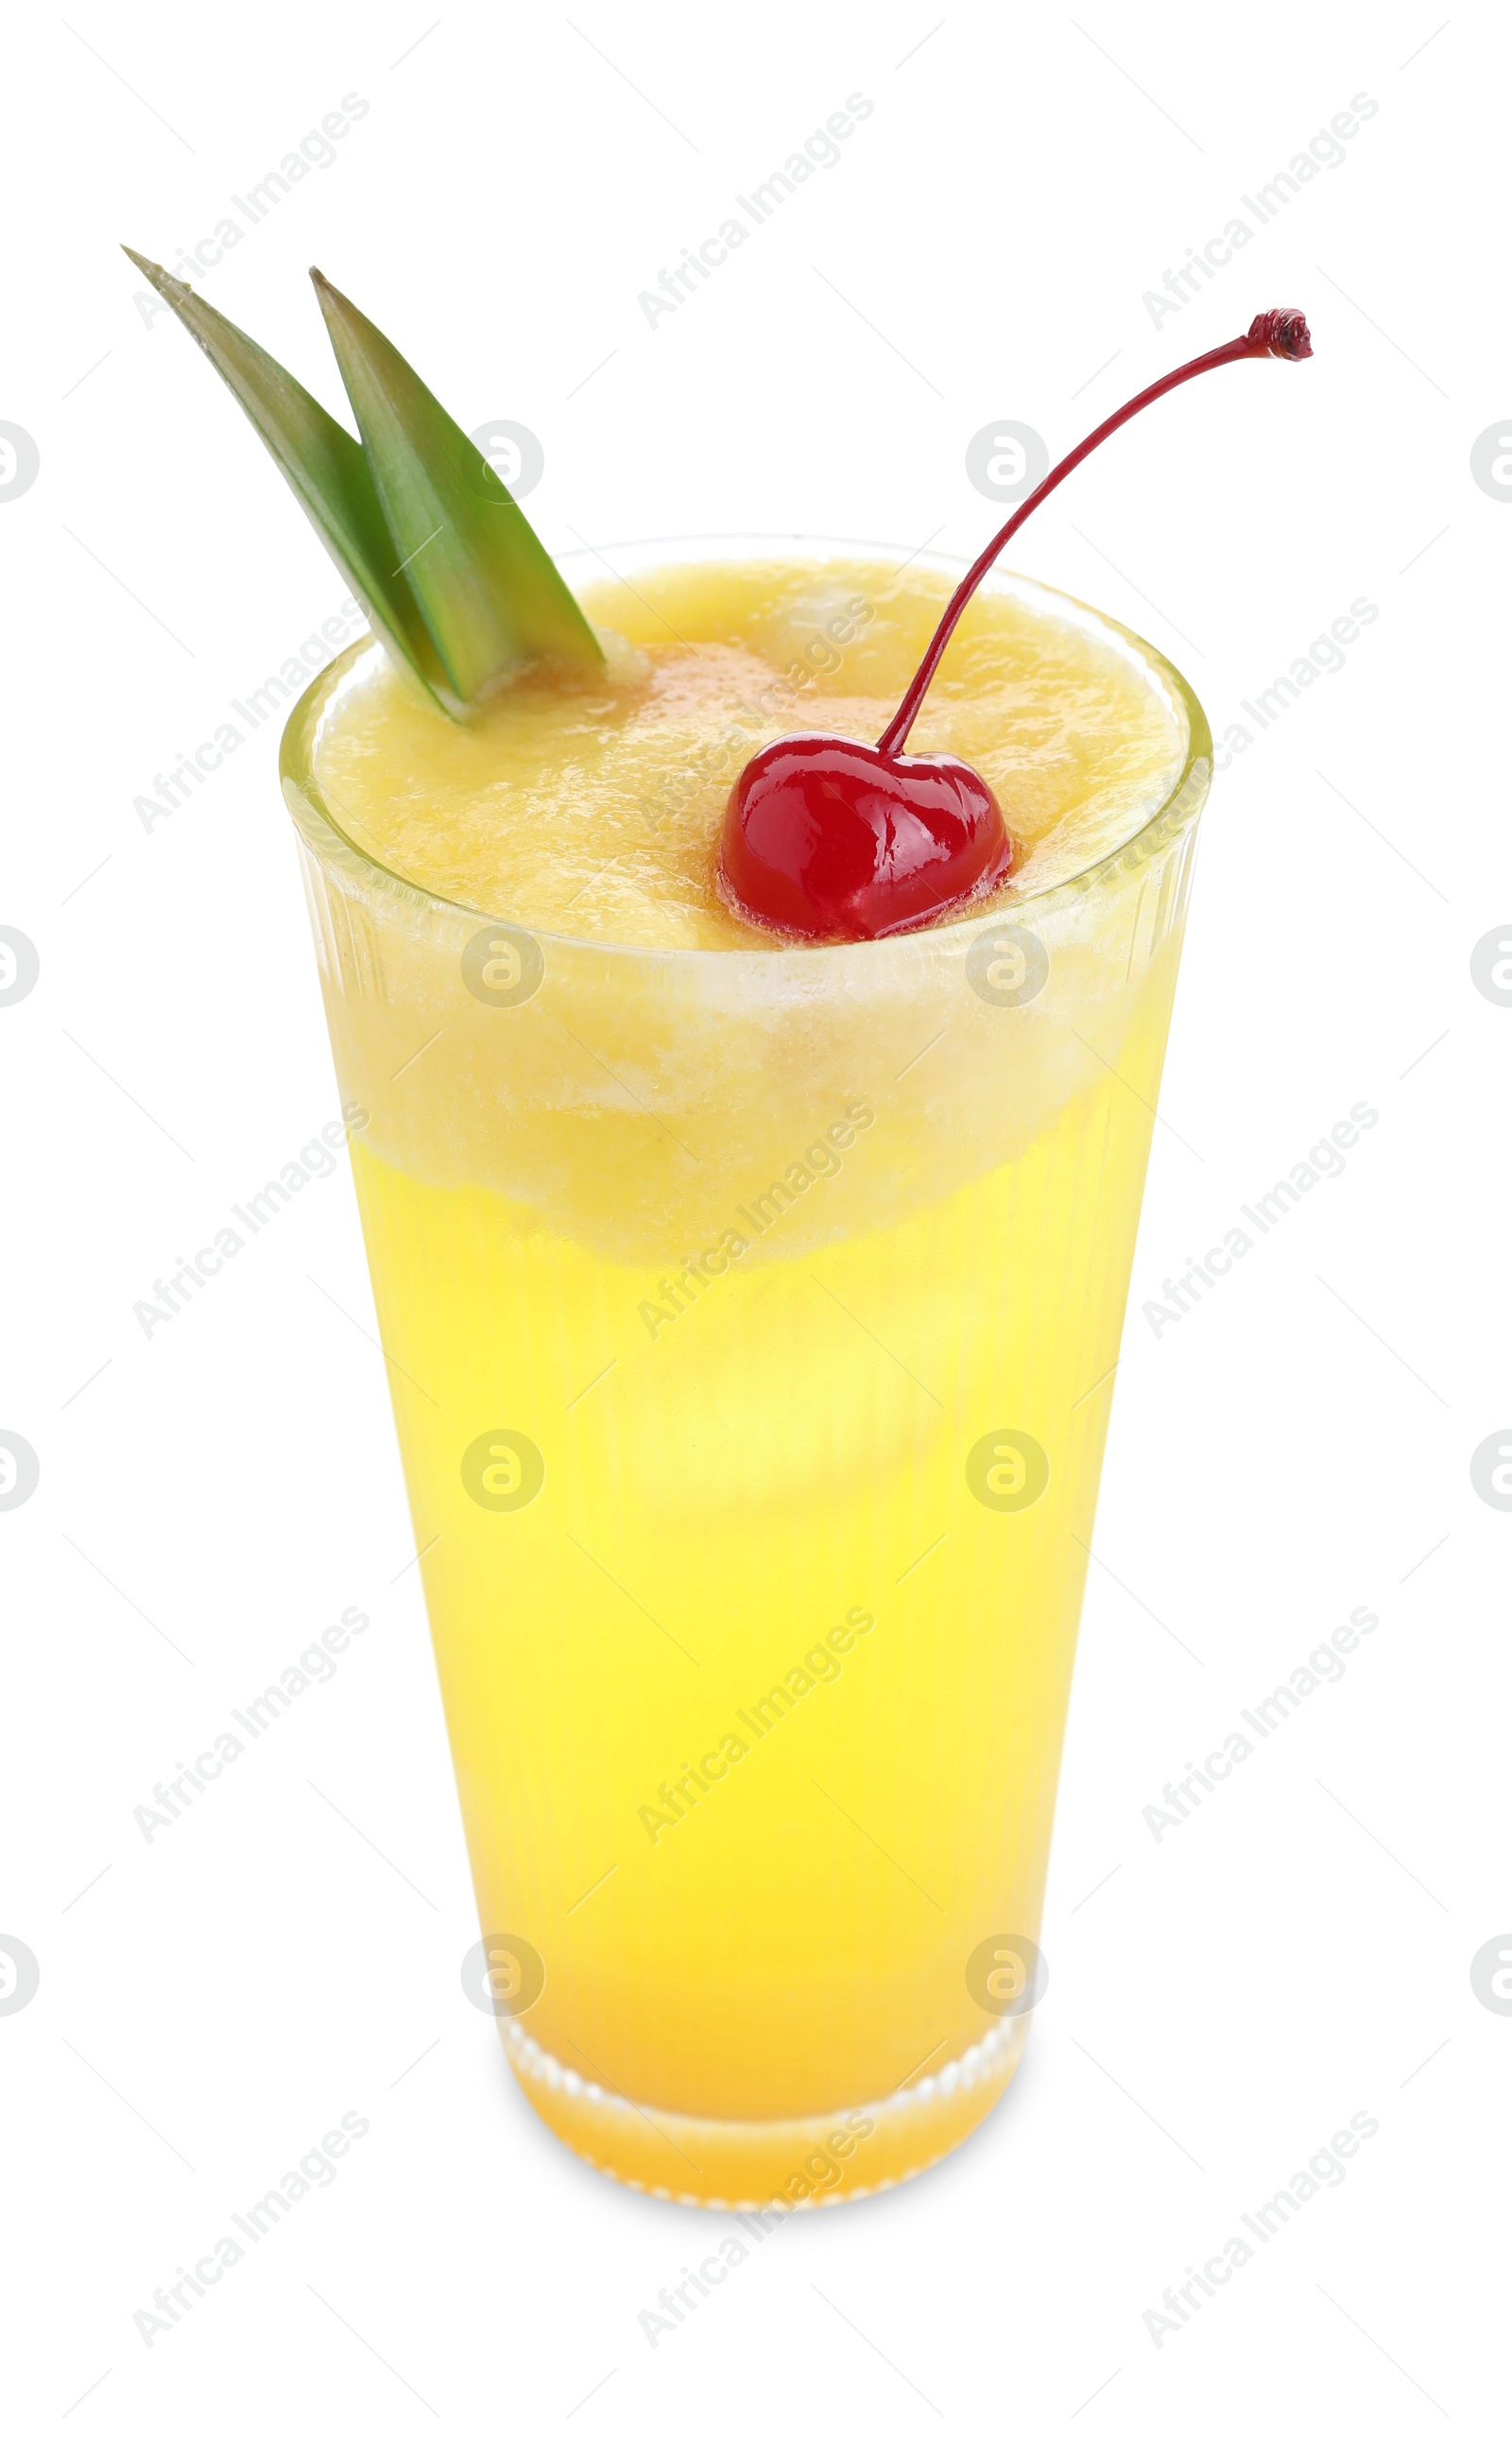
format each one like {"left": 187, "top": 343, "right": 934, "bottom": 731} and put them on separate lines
{"left": 310, "top": 556, "right": 1188, "bottom": 948}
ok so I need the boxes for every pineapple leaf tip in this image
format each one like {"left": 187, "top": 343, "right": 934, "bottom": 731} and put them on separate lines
{"left": 122, "top": 251, "right": 603, "bottom": 707}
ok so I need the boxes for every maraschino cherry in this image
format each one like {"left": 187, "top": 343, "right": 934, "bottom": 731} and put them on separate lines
{"left": 719, "top": 308, "right": 1313, "bottom": 942}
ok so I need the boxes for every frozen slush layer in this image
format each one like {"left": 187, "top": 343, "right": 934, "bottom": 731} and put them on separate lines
{"left": 311, "top": 557, "right": 1188, "bottom": 949}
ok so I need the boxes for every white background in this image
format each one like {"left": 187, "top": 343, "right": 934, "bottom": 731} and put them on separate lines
{"left": 2, "top": 3, "right": 1505, "bottom": 2429}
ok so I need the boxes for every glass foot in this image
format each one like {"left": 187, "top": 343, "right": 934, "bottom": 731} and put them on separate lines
{"left": 499, "top": 2014, "right": 1028, "bottom": 2207}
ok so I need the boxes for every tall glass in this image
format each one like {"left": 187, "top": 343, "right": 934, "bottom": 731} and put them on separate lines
{"left": 282, "top": 547, "right": 1210, "bottom": 2207}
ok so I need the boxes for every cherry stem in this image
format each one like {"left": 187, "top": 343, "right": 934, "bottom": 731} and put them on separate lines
{"left": 876, "top": 309, "right": 1312, "bottom": 759}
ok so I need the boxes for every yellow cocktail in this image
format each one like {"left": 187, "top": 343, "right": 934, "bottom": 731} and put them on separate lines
{"left": 284, "top": 546, "right": 1208, "bottom": 2205}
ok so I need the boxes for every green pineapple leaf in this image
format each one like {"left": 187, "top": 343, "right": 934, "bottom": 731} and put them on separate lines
{"left": 122, "top": 249, "right": 450, "bottom": 711}
{"left": 310, "top": 268, "right": 603, "bottom": 703}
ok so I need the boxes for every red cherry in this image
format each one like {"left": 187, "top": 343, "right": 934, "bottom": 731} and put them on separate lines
{"left": 719, "top": 307, "right": 1313, "bottom": 943}
{"left": 718, "top": 733, "right": 1012, "bottom": 943}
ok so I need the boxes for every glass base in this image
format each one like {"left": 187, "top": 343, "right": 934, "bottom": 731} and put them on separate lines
{"left": 499, "top": 2015, "right": 1028, "bottom": 2207}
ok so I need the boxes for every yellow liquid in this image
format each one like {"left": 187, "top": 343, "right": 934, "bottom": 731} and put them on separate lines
{"left": 296, "top": 555, "right": 1204, "bottom": 2204}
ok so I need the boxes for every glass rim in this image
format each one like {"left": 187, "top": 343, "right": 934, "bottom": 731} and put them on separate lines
{"left": 280, "top": 533, "right": 1213, "bottom": 967}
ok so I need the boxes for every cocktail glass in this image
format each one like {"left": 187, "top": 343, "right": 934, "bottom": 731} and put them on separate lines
{"left": 281, "top": 541, "right": 1210, "bottom": 2206}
